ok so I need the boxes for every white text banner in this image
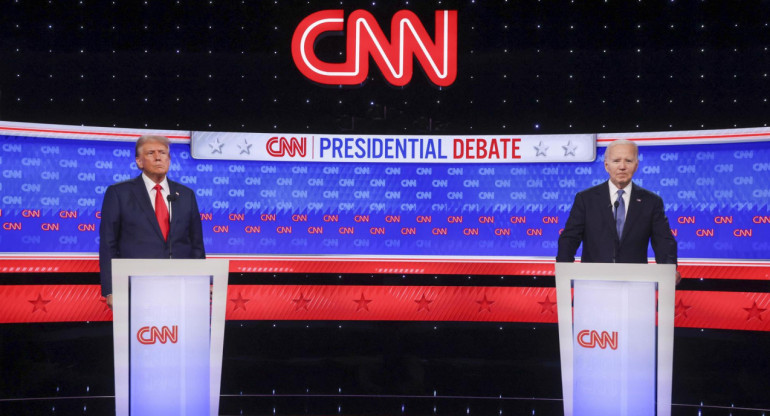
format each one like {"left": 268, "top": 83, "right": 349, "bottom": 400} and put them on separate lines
{"left": 191, "top": 132, "right": 596, "bottom": 163}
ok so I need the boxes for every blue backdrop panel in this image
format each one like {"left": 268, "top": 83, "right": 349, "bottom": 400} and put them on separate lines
{"left": 1, "top": 134, "right": 768, "bottom": 259}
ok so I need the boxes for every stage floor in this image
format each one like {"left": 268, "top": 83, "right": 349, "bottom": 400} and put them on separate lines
{"left": 1, "top": 321, "right": 769, "bottom": 416}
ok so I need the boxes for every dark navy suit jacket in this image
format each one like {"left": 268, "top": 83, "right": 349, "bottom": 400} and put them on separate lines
{"left": 99, "top": 175, "right": 205, "bottom": 296}
{"left": 556, "top": 181, "right": 677, "bottom": 264}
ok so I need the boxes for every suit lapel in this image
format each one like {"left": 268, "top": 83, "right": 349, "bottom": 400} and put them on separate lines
{"left": 168, "top": 181, "right": 180, "bottom": 234}
{"left": 597, "top": 181, "right": 617, "bottom": 236}
{"left": 131, "top": 175, "right": 165, "bottom": 241}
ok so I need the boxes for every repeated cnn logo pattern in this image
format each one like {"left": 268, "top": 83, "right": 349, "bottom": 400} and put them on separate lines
{"left": 3, "top": 136, "right": 769, "bottom": 259}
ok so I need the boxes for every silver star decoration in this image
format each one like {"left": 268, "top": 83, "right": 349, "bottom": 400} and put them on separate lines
{"left": 209, "top": 138, "right": 225, "bottom": 154}
{"left": 238, "top": 139, "right": 252, "bottom": 155}
{"left": 534, "top": 141, "right": 549, "bottom": 157}
{"left": 562, "top": 140, "right": 577, "bottom": 156}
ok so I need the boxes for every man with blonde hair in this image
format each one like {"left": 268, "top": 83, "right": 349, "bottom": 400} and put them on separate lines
{"left": 99, "top": 135, "right": 206, "bottom": 308}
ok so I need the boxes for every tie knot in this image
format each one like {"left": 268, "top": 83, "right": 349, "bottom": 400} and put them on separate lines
{"left": 154, "top": 184, "right": 162, "bottom": 191}
{"left": 617, "top": 189, "right": 624, "bottom": 197}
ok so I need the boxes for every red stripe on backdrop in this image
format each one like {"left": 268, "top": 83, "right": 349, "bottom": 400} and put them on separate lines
{"left": 673, "top": 291, "right": 770, "bottom": 332}
{"left": 2, "top": 257, "right": 768, "bottom": 280}
{"left": 224, "top": 285, "right": 559, "bottom": 323}
{"left": 1, "top": 285, "right": 769, "bottom": 331}
{"left": 0, "top": 285, "right": 112, "bottom": 323}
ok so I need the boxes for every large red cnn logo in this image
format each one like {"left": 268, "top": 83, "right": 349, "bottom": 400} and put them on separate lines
{"left": 137, "top": 325, "right": 178, "bottom": 345}
{"left": 577, "top": 329, "right": 618, "bottom": 350}
{"left": 266, "top": 136, "right": 307, "bottom": 157}
{"left": 291, "top": 10, "right": 457, "bottom": 87}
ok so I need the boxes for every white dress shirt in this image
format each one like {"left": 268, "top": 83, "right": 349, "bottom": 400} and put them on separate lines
{"left": 608, "top": 181, "right": 631, "bottom": 218}
{"left": 140, "top": 173, "right": 172, "bottom": 219}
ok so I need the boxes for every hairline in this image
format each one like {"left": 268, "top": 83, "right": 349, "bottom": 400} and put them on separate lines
{"left": 606, "top": 139, "right": 639, "bottom": 159}
{"left": 135, "top": 135, "right": 170, "bottom": 158}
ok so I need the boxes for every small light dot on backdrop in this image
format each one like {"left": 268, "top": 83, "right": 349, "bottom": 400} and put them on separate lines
{"left": 2, "top": 2, "right": 767, "bottom": 134}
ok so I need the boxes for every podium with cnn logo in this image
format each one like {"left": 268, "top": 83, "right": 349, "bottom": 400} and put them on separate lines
{"left": 111, "top": 259, "right": 230, "bottom": 416}
{"left": 555, "top": 263, "right": 677, "bottom": 416}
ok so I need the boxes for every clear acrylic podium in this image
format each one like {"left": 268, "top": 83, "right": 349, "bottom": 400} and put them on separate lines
{"left": 111, "top": 259, "right": 229, "bottom": 416}
{"left": 555, "top": 262, "right": 677, "bottom": 416}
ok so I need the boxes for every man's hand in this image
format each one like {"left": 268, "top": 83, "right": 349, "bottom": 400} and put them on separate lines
{"left": 675, "top": 270, "right": 682, "bottom": 286}
{"left": 106, "top": 294, "right": 113, "bottom": 310}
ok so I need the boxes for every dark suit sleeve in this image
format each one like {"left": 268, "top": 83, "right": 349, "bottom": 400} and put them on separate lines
{"left": 556, "top": 191, "right": 586, "bottom": 262}
{"left": 649, "top": 195, "right": 677, "bottom": 265}
{"left": 98, "top": 185, "right": 121, "bottom": 296}
{"left": 188, "top": 191, "right": 206, "bottom": 259}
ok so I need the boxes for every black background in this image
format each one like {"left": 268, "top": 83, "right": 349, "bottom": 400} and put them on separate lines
{"left": 1, "top": 0, "right": 769, "bottom": 134}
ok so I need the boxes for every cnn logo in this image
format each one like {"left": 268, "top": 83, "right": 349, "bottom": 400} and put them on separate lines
{"left": 577, "top": 329, "right": 618, "bottom": 350}
{"left": 292, "top": 9, "right": 457, "bottom": 87}
{"left": 137, "top": 325, "right": 178, "bottom": 345}
{"left": 266, "top": 136, "right": 307, "bottom": 157}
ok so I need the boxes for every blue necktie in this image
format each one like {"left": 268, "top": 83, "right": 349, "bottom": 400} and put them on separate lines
{"left": 616, "top": 189, "right": 625, "bottom": 238}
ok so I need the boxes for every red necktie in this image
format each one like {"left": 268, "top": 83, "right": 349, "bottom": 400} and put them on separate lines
{"left": 154, "top": 184, "right": 169, "bottom": 241}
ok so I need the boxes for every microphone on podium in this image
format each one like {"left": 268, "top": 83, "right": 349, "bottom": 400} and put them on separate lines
{"left": 166, "top": 192, "right": 179, "bottom": 257}
{"left": 612, "top": 200, "right": 620, "bottom": 262}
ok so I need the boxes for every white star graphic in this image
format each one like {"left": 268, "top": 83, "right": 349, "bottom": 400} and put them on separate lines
{"left": 209, "top": 138, "right": 225, "bottom": 154}
{"left": 534, "top": 141, "right": 549, "bottom": 157}
{"left": 562, "top": 140, "right": 578, "bottom": 156}
{"left": 238, "top": 140, "right": 252, "bottom": 155}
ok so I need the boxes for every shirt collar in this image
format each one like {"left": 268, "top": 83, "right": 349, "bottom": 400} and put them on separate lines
{"left": 141, "top": 173, "right": 169, "bottom": 193}
{"left": 608, "top": 180, "right": 632, "bottom": 197}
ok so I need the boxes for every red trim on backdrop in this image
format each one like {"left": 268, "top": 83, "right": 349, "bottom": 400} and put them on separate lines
{"left": 1, "top": 284, "right": 769, "bottom": 331}
{"left": 0, "top": 257, "right": 768, "bottom": 280}
{"left": 227, "top": 258, "right": 556, "bottom": 276}
{"left": 0, "top": 126, "right": 191, "bottom": 140}
{"left": 597, "top": 132, "right": 770, "bottom": 142}
{"left": 0, "top": 259, "right": 100, "bottom": 274}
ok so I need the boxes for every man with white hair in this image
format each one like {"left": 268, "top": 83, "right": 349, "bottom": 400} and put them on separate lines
{"left": 557, "top": 139, "right": 678, "bottom": 272}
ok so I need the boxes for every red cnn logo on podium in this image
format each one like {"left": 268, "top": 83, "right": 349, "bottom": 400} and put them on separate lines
{"left": 577, "top": 329, "right": 618, "bottom": 350}
{"left": 291, "top": 10, "right": 457, "bottom": 87}
{"left": 137, "top": 325, "right": 178, "bottom": 345}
